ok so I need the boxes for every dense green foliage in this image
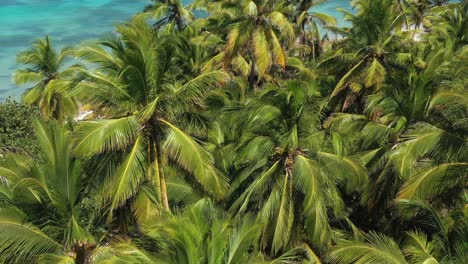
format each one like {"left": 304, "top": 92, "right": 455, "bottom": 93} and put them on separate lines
{"left": 0, "top": 98, "right": 40, "bottom": 156}
{"left": 1, "top": 0, "right": 467, "bottom": 263}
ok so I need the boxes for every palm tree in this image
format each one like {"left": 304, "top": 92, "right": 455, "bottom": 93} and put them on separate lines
{"left": 329, "top": 199, "right": 467, "bottom": 263}
{"left": 425, "top": 2, "right": 468, "bottom": 50}
{"left": 289, "top": 0, "right": 337, "bottom": 59}
{"left": 327, "top": 41, "right": 467, "bottom": 208}
{"left": 0, "top": 121, "right": 95, "bottom": 263}
{"left": 143, "top": 0, "right": 194, "bottom": 31}
{"left": 72, "top": 17, "right": 228, "bottom": 221}
{"left": 203, "top": 0, "right": 295, "bottom": 89}
{"left": 394, "top": 198, "right": 467, "bottom": 259}
{"left": 397, "top": 0, "right": 435, "bottom": 29}
{"left": 13, "top": 36, "right": 82, "bottom": 121}
{"left": 225, "top": 81, "right": 367, "bottom": 254}
{"left": 328, "top": 231, "right": 449, "bottom": 264}
{"left": 0, "top": 122, "right": 174, "bottom": 264}
{"left": 319, "top": 0, "right": 411, "bottom": 111}
{"left": 146, "top": 198, "right": 321, "bottom": 263}
{"left": 173, "top": 23, "right": 225, "bottom": 76}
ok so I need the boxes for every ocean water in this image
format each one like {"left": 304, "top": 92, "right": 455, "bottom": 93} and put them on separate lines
{"left": 0, "top": 0, "right": 350, "bottom": 99}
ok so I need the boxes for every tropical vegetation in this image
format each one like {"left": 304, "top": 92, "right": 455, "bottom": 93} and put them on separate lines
{"left": 1, "top": 0, "right": 467, "bottom": 263}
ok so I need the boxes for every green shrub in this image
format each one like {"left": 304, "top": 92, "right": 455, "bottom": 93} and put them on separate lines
{"left": 0, "top": 98, "right": 40, "bottom": 156}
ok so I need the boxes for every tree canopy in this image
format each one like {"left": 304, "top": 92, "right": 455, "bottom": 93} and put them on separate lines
{"left": 1, "top": 0, "right": 467, "bottom": 263}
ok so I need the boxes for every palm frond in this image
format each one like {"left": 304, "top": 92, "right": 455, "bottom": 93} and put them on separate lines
{"left": 0, "top": 209, "right": 63, "bottom": 263}
{"left": 227, "top": 216, "right": 262, "bottom": 264}
{"left": 328, "top": 232, "right": 407, "bottom": 264}
{"left": 317, "top": 152, "right": 368, "bottom": 192}
{"left": 390, "top": 123, "right": 444, "bottom": 179}
{"left": 363, "top": 58, "right": 386, "bottom": 88}
{"left": 403, "top": 230, "right": 440, "bottom": 264}
{"left": 271, "top": 174, "right": 294, "bottom": 254}
{"left": 161, "top": 119, "right": 228, "bottom": 200}
{"left": 253, "top": 28, "right": 272, "bottom": 77}
{"left": 73, "top": 117, "right": 140, "bottom": 156}
{"left": 106, "top": 136, "right": 147, "bottom": 221}
{"left": 133, "top": 184, "right": 162, "bottom": 227}
{"left": 398, "top": 162, "right": 468, "bottom": 200}
{"left": 332, "top": 58, "right": 366, "bottom": 96}
{"left": 13, "top": 70, "right": 44, "bottom": 85}
{"left": 293, "top": 155, "right": 332, "bottom": 249}
{"left": 37, "top": 254, "right": 75, "bottom": 264}
{"left": 89, "top": 242, "right": 157, "bottom": 264}
{"left": 268, "top": 11, "right": 295, "bottom": 43}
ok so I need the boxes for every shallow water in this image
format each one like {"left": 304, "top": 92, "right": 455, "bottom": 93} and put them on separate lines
{"left": 0, "top": 0, "right": 350, "bottom": 99}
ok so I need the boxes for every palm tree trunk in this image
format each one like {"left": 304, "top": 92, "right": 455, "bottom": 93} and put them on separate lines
{"left": 151, "top": 136, "right": 170, "bottom": 210}
{"left": 149, "top": 136, "right": 161, "bottom": 201}
{"left": 248, "top": 61, "right": 256, "bottom": 91}
{"left": 159, "top": 165, "right": 169, "bottom": 210}
{"left": 176, "top": 16, "right": 184, "bottom": 31}
{"left": 75, "top": 249, "right": 86, "bottom": 264}
{"left": 75, "top": 244, "right": 95, "bottom": 264}
{"left": 311, "top": 39, "right": 316, "bottom": 60}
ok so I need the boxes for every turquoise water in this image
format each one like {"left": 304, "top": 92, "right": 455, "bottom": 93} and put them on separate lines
{"left": 0, "top": 0, "right": 350, "bottom": 99}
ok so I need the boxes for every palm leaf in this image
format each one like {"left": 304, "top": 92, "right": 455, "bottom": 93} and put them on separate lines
{"left": 133, "top": 185, "right": 162, "bottom": 227}
{"left": 253, "top": 28, "right": 272, "bottom": 77}
{"left": 267, "top": 28, "right": 286, "bottom": 68}
{"left": 90, "top": 242, "right": 157, "bottom": 264}
{"left": 390, "top": 124, "right": 444, "bottom": 179}
{"left": 0, "top": 210, "right": 63, "bottom": 263}
{"left": 303, "top": 243, "right": 323, "bottom": 263}
{"left": 293, "top": 155, "right": 332, "bottom": 249}
{"left": 317, "top": 152, "right": 368, "bottom": 192}
{"left": 37, "top": 254, "right": 75, "bottom": 264}
{"left": 13, "top": 70, "right": 44, "bottom": 85}
{"left": 332, "top": 58, "right": 365, "bottom": 96}
{"left": 268, "top": 11, "right": 295, "bottom": 43}
{"left": 398, "top": 162, "right": 468, "bottom": 200}
{"left": 161, "top": 119, "right": 228, "bottom": 200}
{"left": 106, "top": 135, "right": 146, "bottom": 221}
{"left": 227, "top": 216, "right": 262, "bottom": 264}
{"left": 73, "top": 117, "right": 139, "bottom": 156}
{"left": 231, "top": 162, "right": 280, "bottom": 215}
{"left": 271, "top": 174, "right": 294, "bottom": 254}
{"left": 363, "top": 58, "right": 386, "bottom": 88}
{"left": 310, "top": 12, "right": 338, "bottom": 26}
{"left": 328, "top": 232, "right": 408, "bottom": 264}
{"left": 403, "top": 230, "right": 440, "bottom": 264}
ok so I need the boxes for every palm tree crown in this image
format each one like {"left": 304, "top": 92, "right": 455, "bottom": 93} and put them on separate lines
{"left": 73, "top": 17, "right": 228, "bottom": 224}
{"left": 14, "top": 36, "right": 81, "bottom": 121}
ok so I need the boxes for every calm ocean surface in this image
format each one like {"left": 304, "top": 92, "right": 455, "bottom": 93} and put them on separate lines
{"left": 0, "top": 0, "right": 350, "bottom": 99}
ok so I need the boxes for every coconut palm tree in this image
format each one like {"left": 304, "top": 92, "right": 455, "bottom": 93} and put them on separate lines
{"left": 13, "top": 36, "right": 82, "bottom": 121}
{"left": 319, "top": 0, "right": 412, "bottom": 111}
{"left": 225, "top": 80, "right": 367, "bottom": 254}
{"left": 425, "top": 2, "right": 468, "bottom": 50}
{"left": 289, "top": 0, "right": 337, "bottom": 59}
{"left": 202, "top": 0, "right": 295, "bottom": 89}
{"left": 397, "top": 0, "right": 434, "bottom": 29}
{"left": 72, "top": 17, "right": 228, "bottom": 222}
{"left": 329, "top": 199, "right": 467, "bottom": 263}
{"left": 325, "top": 40, "right": 467, "bottom": 210}
{"left": 0, "top": 121, "right": 96, "bottom": 263}
{"left": 143, "top": 0, "right": 194, "bottom": 31}
{"left": 146, "top": 198, "right": 321, "bottom": 263}
{"left": 173, "top": 23, "right": 225, "bottom": 76}
{"left": 0, "top": 123, "right": 173, "bottom": 264}
{"left": 2, "top": 0, "right": 467, "bottom": 262}
{"left": 328, "top": 231, "right": 446, "bottom": 264}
